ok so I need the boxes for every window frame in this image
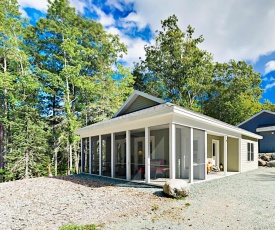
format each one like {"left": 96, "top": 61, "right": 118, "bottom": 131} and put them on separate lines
{"left": 247, "top": 142, "right": 254, "bottom": 161}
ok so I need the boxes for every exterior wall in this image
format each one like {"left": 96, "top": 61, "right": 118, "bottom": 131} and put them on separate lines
{"left": 227, "top": 137, "right": 239, "bottom": 172}
{"left": 257, "top": 131, "right": 275, "bottom": 153}
{"left": 241, "top": 136, "right": 258, "bottom": 172}
{"left": 239, "top": 112, "right": 275, "bottom": 153}
{"left": 122, "top": 96, "right": 159, "bottom": 115}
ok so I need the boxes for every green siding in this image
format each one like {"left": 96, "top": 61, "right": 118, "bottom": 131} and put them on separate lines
{"left": 122, "top": 96, "right": 159, "bottom": 115}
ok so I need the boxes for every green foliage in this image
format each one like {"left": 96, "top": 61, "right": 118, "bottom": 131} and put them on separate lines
{"left": 0, "top": 0, "right": 134, "bottom": 180}
{"left": 134, "top": 14, "right": 265, "bottom": 125}
{"left": 134, "top": 14, "right": 213, "bottom": 110}
{"left": 59, "top": 223, "right": 98, "bottom": 230}
{"left": 203, "top": 60, "right": 263, "bottom": 125}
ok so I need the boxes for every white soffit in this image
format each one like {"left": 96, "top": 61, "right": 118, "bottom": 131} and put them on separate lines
{"left": 256, "top": 126, "right": 275, "bottom": 132}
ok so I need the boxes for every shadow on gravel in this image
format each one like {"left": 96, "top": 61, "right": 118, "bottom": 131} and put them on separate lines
{"left": 253, "top": 172, "right": 275, "bottom": 181}
{"left": 52, "top": 173, "right": 164, "bottom": 196}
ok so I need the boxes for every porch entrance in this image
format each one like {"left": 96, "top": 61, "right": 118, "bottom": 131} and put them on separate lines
{"left": 212, "top": 139, "right": 220, "bottom": 167}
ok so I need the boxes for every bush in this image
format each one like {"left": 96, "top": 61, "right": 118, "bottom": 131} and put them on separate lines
{"left": 59, "top": 223, "right": 98, "bottom": 230}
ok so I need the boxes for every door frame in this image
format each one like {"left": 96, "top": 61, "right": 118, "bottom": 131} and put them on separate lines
{"left": 212, "top": 139, "right": 220, "bottom": 166}
{"left": 134, "top": 136, "right": 155, "bottom": 165}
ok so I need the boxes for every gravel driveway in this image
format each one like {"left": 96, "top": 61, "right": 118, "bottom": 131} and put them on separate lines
{"left": 0, "top": 167, "right": 274, "bottom": 230}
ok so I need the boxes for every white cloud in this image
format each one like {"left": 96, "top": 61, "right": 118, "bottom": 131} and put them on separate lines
{"left": 106, "top": 0, "right": 124, "bottom": 11}
{"left": 70, "top": 0, "right": 87, "bottom": 14}
{"left": 264, "top": 61, "right": 275, "bottom": 75}
{"left": 18, "top": 0, "right": 48, "bottom": 12}
{"left": 265, "top": 82, "right": 275, "bottom": 90}
{"left": 120, "top": 12, "right": 147, "bottom": 31}
{"left": 106, "top": 26, "right": 152, "bottom": 67}
{"left": 93, "top": 7, "right": 115, "bottom": 27}
{"left": 120, "top": 0, "right": 275, "bottom": 63}
{"left": 18, "top": 0, "right": 88, "bottom": 16}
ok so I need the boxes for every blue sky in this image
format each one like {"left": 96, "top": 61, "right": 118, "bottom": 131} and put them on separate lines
{"left": 18, "top": 0, "right": 275, "bottom": 104}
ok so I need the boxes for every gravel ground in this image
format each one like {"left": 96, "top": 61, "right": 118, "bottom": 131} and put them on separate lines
{"left": 0, "top": 167, "right": 274, "bottom": 230}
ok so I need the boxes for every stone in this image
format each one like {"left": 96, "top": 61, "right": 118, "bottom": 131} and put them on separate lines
{"left": 163, "top": 179, "right": 190, "bottom": 198}
{"left": 258, "top": 159, "right": 267, "bottom": 166}
{"left": 267, "top": 160, "right": 275, "bottom": 167}
{"left": 271, "top": 153, "right": 275, "bottom": 161}
{"left": 260, "top": 154, "right": 271, "bottom": 162}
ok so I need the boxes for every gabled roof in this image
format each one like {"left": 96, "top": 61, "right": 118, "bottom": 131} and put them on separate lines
{"left": 238, "top": 110, "right": 275, "bottom": 127}
{"left": 113, "top": 90, "right": 166, "bottom": 118}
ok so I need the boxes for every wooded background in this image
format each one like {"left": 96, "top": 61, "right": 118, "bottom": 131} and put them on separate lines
{"left": 0, "top": 0, "right": 274, "bottom": 181}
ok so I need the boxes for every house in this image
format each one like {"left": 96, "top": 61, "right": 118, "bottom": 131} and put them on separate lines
{"left": 75, "top": 90, "right": 262, "bottom": 184}
{"left": 238, "top": 110, "right": 275, "bottom": 153}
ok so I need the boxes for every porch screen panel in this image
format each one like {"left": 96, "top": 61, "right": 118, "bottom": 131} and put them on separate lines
{"left": 175, "top": 126, "right": 190, "bottom": 179}
{"left": 130, "top": 130, "right": 145, "bottom": 181}
{"left": 101, "top": 134, "right": 111, "bottom": 177}
{"left": 82, "top": 137, "right": 89, "bottom": 173}
{"left": 91, "top": 136, "right": 99, "bottom": 174}
{"left": 115, "top": 132, "right": 126, "bottom": 179}
{"left": 193, "top": 129, "right": 206, "bottom": 180}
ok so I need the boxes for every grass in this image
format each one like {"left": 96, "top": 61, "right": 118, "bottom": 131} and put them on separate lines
{"left": 59, "top": 223, "right": 99, "bottom": 230}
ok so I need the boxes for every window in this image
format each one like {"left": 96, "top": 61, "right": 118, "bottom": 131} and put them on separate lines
{"left": 247, "top": 143, "right": 254, "bottom": 161}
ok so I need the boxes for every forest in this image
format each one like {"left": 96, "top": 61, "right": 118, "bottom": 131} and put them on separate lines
{"left": 0, "top": 0, "right": 274, "bottom": 181}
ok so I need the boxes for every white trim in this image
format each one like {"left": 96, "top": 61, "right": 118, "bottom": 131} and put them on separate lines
{"left": 205, "top": 131, "right": 208, "bottom": 180}
{"left": 169, "top": 123, "right": 176, "bottom": 179}
{"left": 238, "top": 110, "right": 275, "bottom": 127}
{"left": 145, "top": 127, "right": 150, "bottom": 183}
{"left": 224, "top": 136, "right": 228, "bottom": 176}
{"left": 111, "top": 133, "right": 115, "bottom": 178}
{"left": 89, "top": 136, "right": 92, "bottom": 174}
{"left": 99, "top": 135, "right": 102, "bottom": 176}
{"left": 173, "top": 106, "right": 262, "bottom": 140}
{"left": 126, "top": 130, "right": 131, "bottom": 180}
{"left": 212, "top": 139, "right": 220, "bottom": 167}
{"left": 81, "top": 138, "right": 83, "bottom": 173}
{"left": 189, "top": 128, "right": 194, "bottom": 183}
{"left": 113, "top": 90, "right": 166, "bottom": 118}
{"left": 238, "top": 138, "right": 242, "bottom": 173}
{"left": 256, "top": 126, "right": 275, "bottom": 132}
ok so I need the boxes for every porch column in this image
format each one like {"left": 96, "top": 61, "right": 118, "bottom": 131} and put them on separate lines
{"left": 189, "top": 128, "right": 194, "bottom": 183}
{"left": 145, "top": 127, "right": 150, "bottom": 183}
{"left": 111, "top": 133, "right": 115, "bottom": 178}
{"left": 81, "top": 138, "right": 83, "bottom": 173}
{"left": 224, "top": 135, "right": 228, "bottom": 176}
{"left": 126, "top": 130, "right": 131, "bottom": 180}
{"left": 169, "top": 123, "right": 176, "bottom": 179}
{"left": 89, "top": 136, "right": 92, "bottom": 174}
{"left": 99, "top": 135, "right": 102, "bottom": 176}
{"left": 238, "top": 138, "right": 242, "bottom": 173}
{"left": 204, "top": 131, "right": 208, "bottom": 180}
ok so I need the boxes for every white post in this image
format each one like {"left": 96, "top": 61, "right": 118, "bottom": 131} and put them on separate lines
{"left": 189, "top": 128, "right": 194, "bottom": 183}
{"left": 89, "top": 136, "right": 92, "bottom": 174}
{"left": 126, "top": 130, "right": 131, "bottom": 180}
{"left": 238, "top": 138, "right": 242, "bottom": 173}
{"left": 224, "top": 135, "right": 228, "bottom": 176}
{"left": 145, "top": 127, "right": 150, "bottom": 183}
{"left": 81, "top": 138, "right": 83, "bottom": 173}
{"left": 204, "top": 131, "right": 207, "bottom": 180}
{"left": 99, "top": 135, "right": 102, "bottom": 176}
{"left": 169, "top": 123, "right": 176, "bottom": 179}
{"left": 111, "top": 133, "right": 115, "bottom": 178}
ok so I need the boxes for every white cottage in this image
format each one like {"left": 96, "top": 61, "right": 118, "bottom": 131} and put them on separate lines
{"left": 75, "top": 91, "right": 262, "bottom": 184}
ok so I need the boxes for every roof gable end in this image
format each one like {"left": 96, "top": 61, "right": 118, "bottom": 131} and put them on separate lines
{"left": 238, "top": 110, "right": 275, "bottom": 127}
{"left": 113, "top": 90, "right": 166, "bottom": 118}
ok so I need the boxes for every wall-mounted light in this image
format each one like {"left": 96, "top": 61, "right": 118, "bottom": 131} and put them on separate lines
{"left": 272, "top": 132, "right": 274, "bottom": 135}
{"left": 138, "top": 150, "right": 143, "bottom": 155}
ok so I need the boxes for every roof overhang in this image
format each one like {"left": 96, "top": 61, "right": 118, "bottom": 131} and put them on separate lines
{"left": 256, "top": 126, "right": 275, "bottom": 132}
{"left": 75, "top": 102, "right": 262, "bottom": 140}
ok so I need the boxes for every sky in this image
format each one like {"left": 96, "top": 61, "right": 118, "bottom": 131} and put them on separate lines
{"left": 18, "top": 0, "right": 275, "bottom": 104}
